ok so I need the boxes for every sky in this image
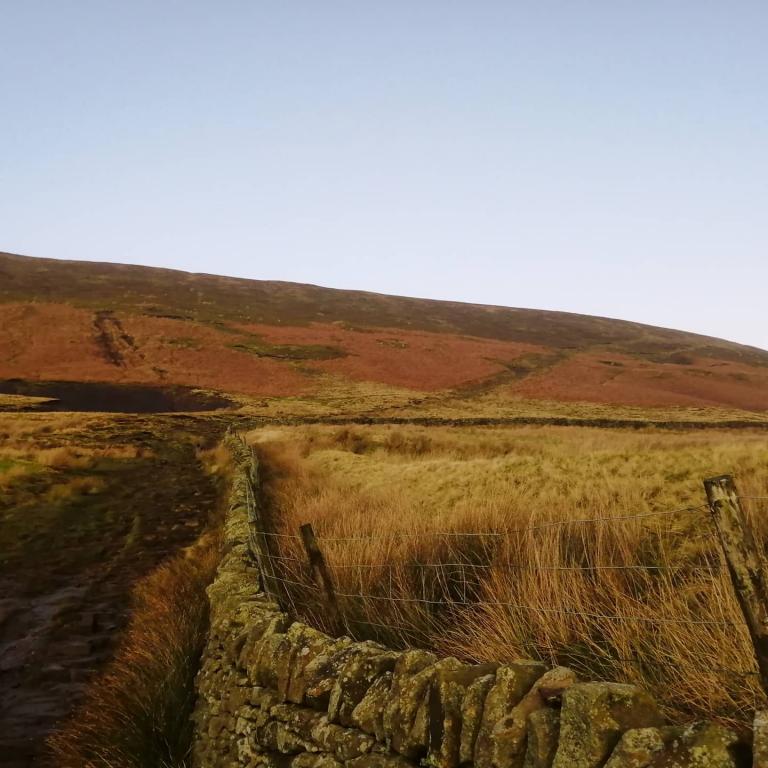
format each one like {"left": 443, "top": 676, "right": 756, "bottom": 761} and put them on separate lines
{"left": 1, "top": 2, "right": 766, "bottom": 350}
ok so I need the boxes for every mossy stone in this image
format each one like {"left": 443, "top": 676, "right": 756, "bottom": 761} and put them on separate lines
{"left": 352, "top": 671, "right": 394, "bottom": 739}
{"left": 328, "top": 651, "right": 401, "bottom": 726}
{"left": 492, "top": 667, "right": 576, "bottom": 768}
{"left": 459, "top": 673, "right": 496, "bottom": 765}
{"left": 649, "top": 721, "right": 742, "bottom": 768}
{"left": 552, "top": 683, "right": 664, "bottom": 768}
{"left": 383, "top": 650, "right": 438, "bottom": 749}
{"left": 303, "top": 641, "right": 386, "bottom": 711}
{"left": 426, "top": 662, "right": 498, "bottom": 768}
{"left": 474, "top": 661, "right": 548, "bottom": 768}
{"left": 522, "top": 708, "right": 560, "bottom": 768}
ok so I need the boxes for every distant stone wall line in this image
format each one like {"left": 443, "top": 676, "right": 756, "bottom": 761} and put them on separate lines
{"left": 228, "top": 414, "right": 768, "bottom": 432}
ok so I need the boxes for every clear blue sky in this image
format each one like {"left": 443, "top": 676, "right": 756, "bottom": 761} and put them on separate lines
{"left": 1, "top": 2, "right": 766, "bottom": 350}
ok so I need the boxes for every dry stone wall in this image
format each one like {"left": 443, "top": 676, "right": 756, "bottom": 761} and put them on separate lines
{"left": 191, "top": 438, "right": 756, "bottom": 768}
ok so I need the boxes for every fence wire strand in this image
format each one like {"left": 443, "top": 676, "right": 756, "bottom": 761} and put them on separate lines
{"left": 259, "top": 549, "right": 723, "bottom": 576}
{"left": 304, "top": 504, "right": 708, "bottom": 543}
{"left": 259, "top": 502, "right": 708, "bottom": 545}
{"left": 326, "top": 589, "right": 733, "bottom": 626}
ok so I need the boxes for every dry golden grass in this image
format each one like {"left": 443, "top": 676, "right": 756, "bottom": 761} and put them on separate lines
{"left": 0, "top": 411, "right": 102, "bottom": 440}
{"left": 234, "top": 374, "right": 768, "bottom": 424}
{"left": 0, "top": 443, "right": 145, "bottom": 466}
{"left": 0, "top": 412, "right": 150, "bottom": 491}
{"left": 251, "top": 424, "right": 768, "bottom": 728}
{"left": 43, "top": 475, "right": 107, "bottom": 502}
{"left": 377, "top": 392, "right": 768, "bottom": 423}
{"left": 47, "top": 532, "right": 220, "bottom": 768}
{"left": 0, "top": 427, "right": 146, "bottom": 508}
{"left": 196, "top": 441, "right": 235, "bottom": 477}
{"left": 0, "top": 392, "right": 56, "bottom": 410}
{"left": 238, "top": 376, "right": 423, "bottom": 418}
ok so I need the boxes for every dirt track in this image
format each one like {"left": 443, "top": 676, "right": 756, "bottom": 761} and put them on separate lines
{"left": 0, "top": 416, "right": 223, "bottom": 767}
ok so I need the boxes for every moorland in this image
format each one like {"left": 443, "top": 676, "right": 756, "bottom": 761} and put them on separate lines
{"left": 1, "top": 251, "right": 768, "bottom": 766}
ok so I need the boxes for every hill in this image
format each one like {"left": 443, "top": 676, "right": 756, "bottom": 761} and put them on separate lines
{"left": 1, "top": 250, "right": 767, "bottom": 414}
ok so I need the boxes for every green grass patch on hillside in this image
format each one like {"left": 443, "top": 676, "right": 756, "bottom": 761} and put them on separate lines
{"left": 163, "top": 336, "right": 202, "bottom": 350}
{"left": 229, "top": 336, "right": 346, "bottom": 361}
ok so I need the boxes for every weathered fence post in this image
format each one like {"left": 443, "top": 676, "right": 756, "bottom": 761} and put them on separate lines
{"left": 704, "top": 474, "right": 768, "bottom": 695}
{"left": 299, "top": 523, "right": 341, "bottom": 632}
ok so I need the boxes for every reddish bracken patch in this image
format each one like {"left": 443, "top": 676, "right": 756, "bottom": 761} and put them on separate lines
{"left": 507, "top": 352, "right": 768, "bottom": 411}
{"left": 0, "top": 304, "right": 309, "bottom": 397}
{"left": 0, "top": 303, "right": 110, "bottom": 381}
{"left": 237, "top": 322, "right": 546, "bottom": 390}
{"left": 3, "top": 303, "right": 768, "bottom": 410}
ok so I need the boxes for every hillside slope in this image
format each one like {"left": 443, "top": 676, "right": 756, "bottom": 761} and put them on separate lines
{"left": 1, "top": 251, "right": 767, "bottom": 412}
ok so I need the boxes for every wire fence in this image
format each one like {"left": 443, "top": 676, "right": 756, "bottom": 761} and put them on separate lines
{"left": 258, "top": 503, "right": 706, "bottom": 540}
{"left": 258, "top": 498, "right": 749, "bottom": 644}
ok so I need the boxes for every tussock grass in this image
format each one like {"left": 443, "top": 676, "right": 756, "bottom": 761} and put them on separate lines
{"left": 0, "top": 412, "right": 102, "bottom": 441}
{"left": 43, "top": 475, "right": 106, "bottom": 502}
{"left": 0, "top": 413, "right": 148, "bottom": 492}
{"left": 0, "top": 456, "right": 38, "bottom": 487}
{"left": 0, "top": 393, "right": 57, "bottom": 411}
{"left": 376, "top": 393, "right": 768, "bottom": 424}
{"left": 253, "top": 424, "right": 768, "bottom": 727}
{"left": 0, "top": 444, "right": 145, "bottom": 467}
{"left": 236, "top": 376, "right": 768, "bottom": 424}
{"left": 47, "top": 533, "right": 220, "bottom": 768}
{"left": 196, "top": 441, "right": 235, "bottom": 478}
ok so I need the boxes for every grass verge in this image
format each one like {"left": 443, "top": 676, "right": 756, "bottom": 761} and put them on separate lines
{"left": 46, "top": 531, "right": 220, "bottom": 768}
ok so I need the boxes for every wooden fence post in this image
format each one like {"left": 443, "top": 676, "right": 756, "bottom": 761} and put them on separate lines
{"left": 299, "top": 523, "right": 341, "bottom": 632}
{"left": 704, "top": 474, "right": 768, "bottom": 695}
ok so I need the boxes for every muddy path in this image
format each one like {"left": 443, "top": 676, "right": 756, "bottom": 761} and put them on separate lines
{"left": 0, "top": 415, "right": 227, "bottom": 767}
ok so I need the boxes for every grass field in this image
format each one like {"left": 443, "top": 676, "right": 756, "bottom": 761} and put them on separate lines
{"left": 373, "top": 390, "right": 768, "bottom": 424}
{"left": 5, "top": 405, "right": 768, "bottom": 758}
{"left": 251, "top": 423, "right": 768, "bottom": 729}
{"left": 0, "top": 413, "right": 159, "bottom": 583}
{"left": 231, "top": 374, "right": 768, "bottom": 426}
{"left": 4, "top": 248, "right": 768, "bottom": 757}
